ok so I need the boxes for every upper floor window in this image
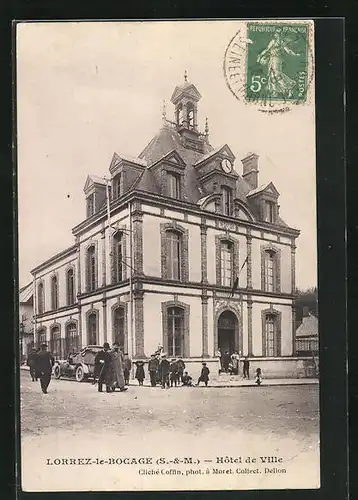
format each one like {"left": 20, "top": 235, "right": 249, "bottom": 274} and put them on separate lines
{"left": 37, "top": 282, "right": 44, "bottom": 314}
{"left": 264, "top": 250, "right": 276, "bottom": 292}
{"left": 187, "top": 102, "right": 194, "bottom": 130}
{"left": 113, "top": 233, "right": 123, "bottom": 283}
{"left": 66, "top": 268, "right": 75, "bottom": 305}
{"left": 168, "top": 172, "right": 181, "bottom": 199}
{"left": 51, "top": 275, "right": 59, "bottom": 310}
{"left": 86, "top": 193, "right": 95, "bottom": 217}
{"left": 264, "top": 313, "right": 280, "bottom": 357}
{"left": 220, "top": 240, "right": 234, "bottom": 287}
{"left": 86, "top": 245, "right": 97, "bottom": 292}
{"left": 113, "top": 174, "right": 122, "bottom": 199}
{"left": 265, "top": 201, "right": 276, "bottom": 223}
{"left": 222, "top": 186, "right": 233, "bottom": 216}
{"left": 166, "top": 231, "right": 182, "bottom": 280}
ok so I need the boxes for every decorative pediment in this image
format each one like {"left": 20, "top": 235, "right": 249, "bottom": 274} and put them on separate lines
{"left": 149, "top": 149, "right": 186, "bottom": 170}
{"left": 170, "top": 83, "right": 202, "bottom": 105}
{"left": 193, "top": 144, "right": 236, "bottom": 168}
{"left": 109, "top": 152, "right": 147, "bottom": 174}
{"left": 83, "top": 175, "right": 106, "bottom": 194}
{"left": 247, "top": 181, "right": 280, "bottom": 199}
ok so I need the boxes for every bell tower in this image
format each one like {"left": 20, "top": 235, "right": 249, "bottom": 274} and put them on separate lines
{"left": 170, "top": 71, "right": 202, "bottom": 132}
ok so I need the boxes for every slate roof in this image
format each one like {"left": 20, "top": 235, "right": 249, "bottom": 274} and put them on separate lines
{"left": 296, "top": 313, "right": 318, "bottom": 338}
{"left": 19, "top": 282, "right": 33, "bottom": 303}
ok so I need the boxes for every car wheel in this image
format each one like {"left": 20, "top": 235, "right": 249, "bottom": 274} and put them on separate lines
{"left": 75, "top": 365, "right": 85, "bottom": 382}
{"left": 53, "top": 365, "right": 61, "bottom": 379}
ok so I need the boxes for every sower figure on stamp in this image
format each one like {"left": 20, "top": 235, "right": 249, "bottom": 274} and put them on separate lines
{"left": 94, "top": 342, "right": 111, "bottom": 392}
{"left": 123, "top": 352, "right": 132, "bottom": 386}
{"left": 148, "top": 354, "right": 159, "bottom": 387}
{"left": 27, "top": 347, "right": 39, "bottom": 381}
{"left": 36, "top": 343, "right": 54, "bottom": 394}
{"left": 108, "top": 342, "right": 128, "bottom": 392}
{"left": 159, "top": 354, "right": 170, "bottom": 389}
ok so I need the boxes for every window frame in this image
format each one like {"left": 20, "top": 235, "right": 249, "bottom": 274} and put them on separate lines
{"left": 50, "top": 274, "right": 59, "bottom": 310}
{"left": 261, "top": 246, "right": 281, "bottom": 293}
{"left": 87, "top": 310, "right": 99, "bottom": 345}
{"left": 37, "top": 281, "right": 45, "bottom": 315}
{"left": 220, "top": 240, "right": 234, "bottom": 287}
{"left": 86, "top": 244, "right": 97, "bottom": 292}
{"left": 222, "top": 186, "right": 233, "bottom": 216}
{"left": 86, "top": 193, "right": 95, "bottom": 217}
{"left": 160, "top": 223, "right": 189, "bottom": 282}
{"left": 161, "top": 300, "right": 190, "bottom": 357}
{"left": 66, "top": 267, "right": 76, "bottom": 306}
{"left": 50, "top": 324, "right": 62, "bottom": 359}
{"left": 167, "top": 172, "right": 181, "bottom": 199}
{"left": 261, "top": 310, "right": 282, "bottom": 357}
{"left": 65, "top": 321, "right": 79, "bottom": 356}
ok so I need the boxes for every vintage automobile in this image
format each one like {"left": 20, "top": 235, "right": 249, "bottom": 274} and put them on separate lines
{"left": 53, "top": 345, "right": 103, "bottom": 382}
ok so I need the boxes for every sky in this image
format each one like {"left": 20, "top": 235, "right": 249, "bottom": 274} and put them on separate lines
{"left": 16, "top": 21, "right": 317, "bottom": 290}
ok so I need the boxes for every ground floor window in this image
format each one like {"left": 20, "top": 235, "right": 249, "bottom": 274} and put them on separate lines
{"left": 37, "top": 328, "right": 46, "bottom": 347}
{"left": 65, "top": 322, "right": 80, "bottom": 356}
{"left": 167, "top": 306, "right": 184, "bottom": 357}
{"left": 263, "top": 312, "right": 281, "bottom": 357}
{"left": 113, "top": 306, "right": 125, "bottom": 350}
{"left": 50, "top": 326, "right": 61, "bottom": 359}
{"left": 87, "top": 312, "right": 98, "bottom": 345}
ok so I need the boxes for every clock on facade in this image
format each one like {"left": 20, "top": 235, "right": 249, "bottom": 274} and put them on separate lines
{"left": 221, "top": 158, "right": 232, "bottom": 173}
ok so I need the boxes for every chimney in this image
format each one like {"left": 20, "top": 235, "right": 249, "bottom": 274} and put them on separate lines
{"left": 241, "top": 153, "right": 259, "bottom": 189}
{"left": 302, "top": 307, "right": 310, "bottom": 318}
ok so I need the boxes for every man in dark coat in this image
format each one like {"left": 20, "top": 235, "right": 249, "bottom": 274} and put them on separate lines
{"left": 222, "top": 351, "right": 230, "bottom": 373}
{"left": 148, "top": 354, "right": 159, "bottom": 387}
{"left": 169, "top": 358, "right": 179, "bottom": 387}
{"left": 123, "top": 353, "right": 132, "bottom": 386}
{"left": 196, "top": 362, "right": 210, "bottom": 387}
{"left": 159, "top": 354, "right": 170, "bottom": 389}
{"left": 134, "top": 360, "right": 145, "bottom": 386}
{"left": 182, "top": 371, "right": 194, "bottom": 386}
{"left": 243, "top": 356, "right": 250, "bottom": 379}
{"left": 27, "top": 347, "right": 39, "bottom": 381}
{"left": 108, "top": 343, "right": 127, "bottom": 392}
{"left": 176, "top": 357, "right": 185, "bottom": 383}
{"left": 36, "top": 343, "right": 55, "bottom": 394}
{"left": 94, "top": 342, "right": 111, "bottom": 392}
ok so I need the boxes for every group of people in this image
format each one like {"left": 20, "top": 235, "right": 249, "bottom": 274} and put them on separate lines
{"left": 26, "top": 343, "right": 55, "bottom": 394}
{"left": 93, "top": 342, "right": 129, "bottom": 393}
{"left": 217, "top": 349, "right": 251, "bottom": 378}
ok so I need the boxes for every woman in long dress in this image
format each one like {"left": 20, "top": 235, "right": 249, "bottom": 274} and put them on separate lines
{"left": 257, "top": 32, "right": 300, "bottom": 98}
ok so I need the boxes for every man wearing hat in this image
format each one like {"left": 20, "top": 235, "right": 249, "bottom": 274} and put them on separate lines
{"left": 108, "top": 342, "right": 127, "bottom": 392}
{"left": 148, "top": 354, "right": 159, "bottom": 387}
{"left": 36, "top": 343, "right": 55, "bottom": 394}
{"left": 159, "top": 354, "right": 170, "bottom": 389}
{"left": 94, "top": 342, "right": 111, "bottom": 392}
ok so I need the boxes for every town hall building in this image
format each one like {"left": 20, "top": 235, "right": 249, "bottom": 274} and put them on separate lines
{"left": 31, "top": 76, "right": 306, "bottom": 378}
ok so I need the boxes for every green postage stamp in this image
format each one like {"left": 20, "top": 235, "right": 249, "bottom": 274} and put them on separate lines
{"left": 224, "top": 20, "right": 314, "bottom": 111}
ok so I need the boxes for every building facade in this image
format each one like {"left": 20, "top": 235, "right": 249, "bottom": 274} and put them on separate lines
{"left": 19, "top": 282, "right": 34, "bottom": 362}
{"left": 31, "top": 77, "right": 307, "bottom": 378}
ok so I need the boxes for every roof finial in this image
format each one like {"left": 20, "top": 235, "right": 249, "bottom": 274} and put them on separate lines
{"left": 184, "top": 70, "right": 188, "bottom": 82}
{"left": 162, "top": 100, "right": 167, "bottom": 120}
{"left": 205, "top": 117, "right": 209, "bottom": 136}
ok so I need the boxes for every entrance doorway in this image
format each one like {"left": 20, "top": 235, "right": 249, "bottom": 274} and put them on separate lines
{"left": 217, "top": 310, "right": 238, "bottom": 355}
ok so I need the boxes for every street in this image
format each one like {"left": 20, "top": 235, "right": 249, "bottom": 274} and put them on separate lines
{"left": 20, "top": 371, "right": 320, "bottom": 491}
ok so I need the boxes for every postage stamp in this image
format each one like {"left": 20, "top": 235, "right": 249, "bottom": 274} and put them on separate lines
{"left": 224, "top": 20, "right": 314, "bottom": 112}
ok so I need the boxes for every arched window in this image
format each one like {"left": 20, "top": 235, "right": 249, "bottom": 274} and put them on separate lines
{"left": 37, "top": 327, "right": 46, "bottom": 347}
{"left": 66, "top": 268, "right": 75, "bottom": 305}
{"left": 86, "top": 245, "right": 97, "bottom": 292}
{"left": 264, "top": 251, "right": 276, "bottom": 292}
{"left": 50, "top": 325, "right": 61, "bottom": 359}
{"left": 65, "top": 322, "right": 79, "bottom": 356}
{"left": 37, "top": 282, "right": 45, "bottom": 314}
{"left": 112, "top": 233, "right": 123, "bottom": 283}
{"left": 263, "top": 313, "right": 281, "bottom": 357}
{"left": 113, "top": 306, "right": 125, "bottom": 350}
{"left": 166, "top": 231, "right": 182, "bottom": 280}
{"left": 220, "top": 240, "right": 234, "bottom": 286}
{"left": 177, "top": 103, "right": 184, "bottom": 125}
{"left": 187, "top": 102, "right": 195, "bottom": 129}
{"left": 167, "top": 307, "right": 184, "bottom": 357}
{"left": 87, "top": 311, "right": 98, "bottom": 345}
{"left": 51, "top": 275, "right": 59, "bottom": 310}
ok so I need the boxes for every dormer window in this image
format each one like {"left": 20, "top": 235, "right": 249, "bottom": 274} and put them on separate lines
{"left": 86, "top": 193, "right": 95, "bottom": 217}
{"left": 265, "top": 201, "right": 276, "bottom": 223}
{"left": 168, "top": 172, "right": 181, "bottom": 199}
{"left": 222, "top": 186, "right": 233, "bottom": 216}
{"left": 187, "top": 102, "right": 195, "bottom": 130}
{"left": 113, "top": 174, "right": 122, "bottom": 199}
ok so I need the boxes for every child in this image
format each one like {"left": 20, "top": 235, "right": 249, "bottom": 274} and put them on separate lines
{"left": 134, "top": 360, "right": 145, "bottom": 386}
{"left": 255, "top": 367, "right": 262, "bottom": 386}
{"left": 182, "top": 371, "right": 194, "bottom": 387}
{"left": 196, "top": 362, "right": 210, "bottom": 387}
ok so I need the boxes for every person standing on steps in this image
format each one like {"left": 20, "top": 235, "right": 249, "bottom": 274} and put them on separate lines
{"left": 36, "top": 343, "right": 54, "bottom": 394}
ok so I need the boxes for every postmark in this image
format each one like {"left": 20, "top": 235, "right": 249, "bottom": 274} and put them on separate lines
{"left": 224, "top": 21, "right": 314, "bottom": 113}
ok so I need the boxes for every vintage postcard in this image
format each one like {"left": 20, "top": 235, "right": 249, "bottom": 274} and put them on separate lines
{"left": 17, "top": 20, "right": 318, "bottom": 492}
